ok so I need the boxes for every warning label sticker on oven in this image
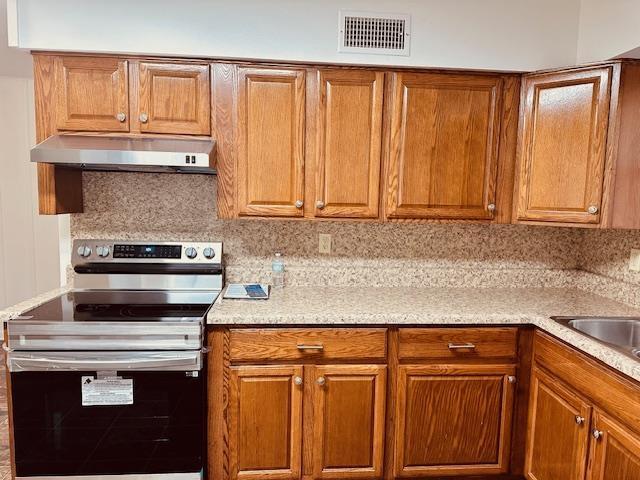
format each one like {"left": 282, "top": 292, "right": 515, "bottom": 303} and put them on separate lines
{"left": 81, "top": 376, "right": 133, "bottom": 406}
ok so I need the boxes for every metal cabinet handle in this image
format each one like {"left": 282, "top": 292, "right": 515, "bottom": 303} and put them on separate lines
{"left": 587, "top": 205, "right": 599, "bottom": 215}
{"left": 293, "top": 376, "right": 303, "bottom": 386}
{"left": 507, "top": 375, "right": 517, "bottom": 384}
{"left": 295, "top": 200, "right": 304, "bottom": 209}
{"left": 139, "top": 113, "right": 149, "bottom": 123}
{"left": 316, "top": 200, "right": 325, "bottom": 210}
{"left": 448, "top": 343, "right": 476, "bottom": 350}
{"left": 575, "top": 416, "right": 585, "bottom": 425}
{"left": 316, "top": 376, "right": 326, "bottom": 386}
{"left": 116, "top": 112, "right": 126, "bottom": 122}
{"left": 297, "top": 344, "right": 324, "bottom": 351}
{"left": 487, "top": 203, "right": 496, "bottom": 212}
{"left": 592, "top": 429, "right": 603, "bottom": 440}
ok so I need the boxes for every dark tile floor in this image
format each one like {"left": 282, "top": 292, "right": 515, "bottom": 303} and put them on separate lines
{"left": 0, "top": 351, "right": 11, "bottom": 479}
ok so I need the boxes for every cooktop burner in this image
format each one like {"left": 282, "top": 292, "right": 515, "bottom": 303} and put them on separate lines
{"left": 16, "top": 290, "right": 219, "bottom": 323}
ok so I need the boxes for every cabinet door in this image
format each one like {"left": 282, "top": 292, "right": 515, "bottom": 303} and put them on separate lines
{"left": 385, "top": 72, "right": 502, "bottom": 220}
{"left": 589, "top": 410, "right": 640, "bottom": 480}
{"left": 55, "top": 56, "right": 129, "bottom": 132}
{"left": 136, "top": 62, "right": 210, "bottom": 135}
{"left": 515, "top": 67, "right": 611, "bottom": 224}
{"left": 311, "top": 365, "right": 386, "bottom": 479}
{"left": 525, "top": 367, "right": 591, "bottom": 480}
{"left": 314, "top": 70, "right": 384, "bottom": 218}
{"left": 237, "top": 67, "right": 306, "bottom": 217}
{"left": 229, "top": 365, "right": 303, "bottom": 480}
{"left": 394, "top": 364, "right": 516, "bottom": 477}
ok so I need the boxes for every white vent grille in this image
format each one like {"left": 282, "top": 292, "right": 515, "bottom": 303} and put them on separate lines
{"left": 339, "top": 11, "right": 411, "bottom": 56}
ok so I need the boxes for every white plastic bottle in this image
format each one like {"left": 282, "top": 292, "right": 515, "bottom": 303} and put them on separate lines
{"left": 271, "top": 252, "right": 285, "bottom": 288}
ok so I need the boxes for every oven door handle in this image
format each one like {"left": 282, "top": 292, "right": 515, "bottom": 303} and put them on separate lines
{"left": 7, "top": 351, "right": 202, "bottom": 372}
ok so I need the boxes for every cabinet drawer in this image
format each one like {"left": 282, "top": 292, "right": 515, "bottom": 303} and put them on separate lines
{"left": 230, "top": 328, "right": 387, "bottom": 362}
{"left": 398, "top": 327, "right": 518, "bottom": 361}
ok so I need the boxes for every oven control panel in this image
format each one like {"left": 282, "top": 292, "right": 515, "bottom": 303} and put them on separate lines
{"left": 72, "top": 239, "right": 223, "bottom": 265}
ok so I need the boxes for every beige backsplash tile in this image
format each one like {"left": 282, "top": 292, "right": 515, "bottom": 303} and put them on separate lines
{"left": 68, "top": 171, "right": 640, "bottom": 306}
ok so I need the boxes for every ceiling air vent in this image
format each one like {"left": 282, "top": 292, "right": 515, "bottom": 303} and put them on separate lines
{"left": 338, "top": 10, "right": 411, "bottom": 56}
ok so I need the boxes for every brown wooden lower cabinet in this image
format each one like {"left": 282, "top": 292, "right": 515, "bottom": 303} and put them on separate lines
{"left": 525, "top": 367, "right": 591, "bottom": 480}
{"left": 311, "top": 365, "right": 386, "bottom": 479}
{"left": 394, "top": 364, "right": 516, "bottom": 477}
{"left": 589, "top": 410, "right": 640, "bottom": 479}
{"left": 229, "top": 365, "right": 304, "bottom": 480}
{"left": 213, "top": 328, "right": 640, "bottom": 480}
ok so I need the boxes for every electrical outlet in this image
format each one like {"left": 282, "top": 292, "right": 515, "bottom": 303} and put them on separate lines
{"left": 319, "top": 234, "right": 332, "bottom": 254}
{"left": 630, "top": 249, "right": 640, "bottom": 272}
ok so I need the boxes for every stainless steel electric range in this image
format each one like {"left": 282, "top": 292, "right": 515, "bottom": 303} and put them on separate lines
{"left": 5, "top": 239, "right": 223, "bottom": 480}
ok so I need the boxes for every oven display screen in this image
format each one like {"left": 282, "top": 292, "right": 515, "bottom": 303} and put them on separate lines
{"left": 113, "top": 244, "right": 182, "bottom": 259}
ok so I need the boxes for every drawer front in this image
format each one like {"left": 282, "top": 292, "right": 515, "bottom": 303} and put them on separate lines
{"left": 398, "top": 327, "right": 518, "bottom": 361}
{"left": 230, "top": 328, "right": 387, "bottom": 362}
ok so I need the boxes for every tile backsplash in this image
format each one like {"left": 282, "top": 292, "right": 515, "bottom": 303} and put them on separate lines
{"left": 70, "top": 172, "right": 585, "bottom": 288}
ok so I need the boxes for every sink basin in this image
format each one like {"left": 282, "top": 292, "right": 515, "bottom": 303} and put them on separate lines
{"left": 551, "top": 316, "right": 640, "bottom": 362}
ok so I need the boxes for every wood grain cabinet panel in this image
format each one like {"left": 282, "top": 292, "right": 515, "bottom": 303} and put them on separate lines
{"left": 54, "top": 56, "right": 129, "bottom": 132}
{"left": 515, "top": 67, "right": 612, "bottom": 224}
{"left": 311, "top": 365, "right": 386, "bottom": 479}
{"left": 313, "top": 69, "right": 384, "bottom": 219}
{"left": 229, "top": 365, "right": 303, "bottom": 480}
{"left": 589, "top": 410, "right": 640, "bottom": 480}
{"left": 525, "top": 367, "right": 591, "bottom": 480}
{"left": 385, "top": 72, "right": 502, "bottom": 220}
{"left": 394, "top": 364, "right": 516, "bottom": 477}
{"left": 237, "top": 67, "right": 306, "bottom": 217}
{"left": 135, "top": 62, "right": 210, "bottom": 135}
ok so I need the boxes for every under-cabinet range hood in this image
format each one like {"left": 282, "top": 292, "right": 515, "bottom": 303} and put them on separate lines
{"left": 30, "top": 134, "right": 216, "bottom": 174}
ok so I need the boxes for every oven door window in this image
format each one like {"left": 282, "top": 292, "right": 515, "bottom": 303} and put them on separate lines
{"left": 11, "top": 371, "right": 204, "bottom": 476}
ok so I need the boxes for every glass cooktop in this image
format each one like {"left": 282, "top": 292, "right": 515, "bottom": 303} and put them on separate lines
{"left": 15, "top": 290, "right": 219, "bottom": 323}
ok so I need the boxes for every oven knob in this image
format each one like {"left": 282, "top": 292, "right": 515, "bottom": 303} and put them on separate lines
{"left": 185, "top": 247, "right": 198, "bottom": 259}
{"left": 96, "top": 246, "right": 110, "bottom": 258}
{"left": 77, "top": 245, "right": 92, "bottom": 258}
{"left": 203, "top": 247, "right": 215, "bottom": 259}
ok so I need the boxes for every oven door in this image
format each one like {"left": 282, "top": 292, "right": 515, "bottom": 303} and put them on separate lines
{"left": 7, "top": 351, "right": 204, "bottom": 480}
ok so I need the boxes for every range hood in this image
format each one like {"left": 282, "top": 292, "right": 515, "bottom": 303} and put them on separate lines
{"left": 30, "top": 135, "right": 216, "bottom": 174}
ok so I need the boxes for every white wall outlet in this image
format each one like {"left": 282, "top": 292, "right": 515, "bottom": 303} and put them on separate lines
{"left": 319, "top": 234, "right": 332, "bottom": 254}
{"left": 629, "top": 249, "right": 640, "bottom": 272}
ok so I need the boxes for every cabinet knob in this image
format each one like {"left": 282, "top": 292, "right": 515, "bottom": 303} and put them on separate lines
{"left": 487, "top": 203, "right": 496, "bottom": 212}
{"left": 507, "top": 375, "right": 517, "bottom": 384}
{"left": 116, "top": 112, "right": 126, "bottom": 122}
{"left": 592, "top": 429, "right": 603, "bottom": 440}
{"left": 294, "top": 200, "right": 304, "bottom": 209}
{"left": 316, "top": 376, "right": 326, "bottom": 386}
{"left": 293, "top": 376, "right": 303, "bottom": 386}
{"left": 316, "top": 200, "right": 325, "bottom": 210}
{"left": 587, "top": 205, "right": 599, "bottom": 215}
{"left": 575, "top": 416, "right": 585, "bottom": 425}
{"left": 139, "top": 113, "right": 149, "bottom": 123}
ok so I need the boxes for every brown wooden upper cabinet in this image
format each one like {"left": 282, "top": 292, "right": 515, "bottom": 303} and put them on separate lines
{"left": 384, "top": 72, "right": 503, "bottom": 220}
{"left": 133, "top": 61, "right": 210, "bottom": 135}
{"left": 515, "top": 67, "right": 612, "bottom": 225}
{"left": 236, "top": 67, "right": 306, "bottom": 217}
{"left": 312, "top": 69, "right": 384, "bottom": 219}
{"left": 55, "top": 56, "right": 130, "bottom": 132}
{"left": 514, "top": 62, "right": 640, "bottom": 228}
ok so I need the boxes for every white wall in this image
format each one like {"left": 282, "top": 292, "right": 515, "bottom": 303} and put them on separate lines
{"left": 0, "top": 0, "right": 66, "bottom": 309}
{"left": 12, "top": 0, "right": 582, "bottom": 71}
{"left": 577, "top": 0, "right": 640, "bottom": 63}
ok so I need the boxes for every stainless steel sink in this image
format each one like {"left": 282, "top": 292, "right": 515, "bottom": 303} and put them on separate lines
{"left": 551, "top": 316, "right": 640, "bottom": 361}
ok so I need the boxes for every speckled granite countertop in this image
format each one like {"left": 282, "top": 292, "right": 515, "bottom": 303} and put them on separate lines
{"left": 2, "top": 285, "right": 639, "bottom": 382}
{"left": 207, "top": 286, "right": 640, "bottom": 382}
